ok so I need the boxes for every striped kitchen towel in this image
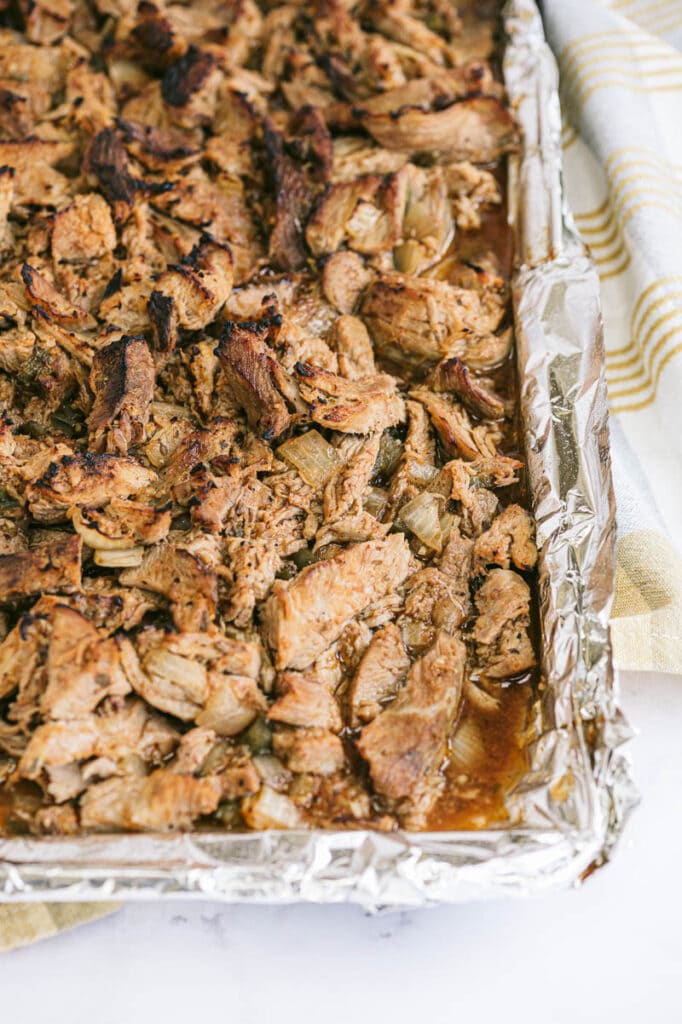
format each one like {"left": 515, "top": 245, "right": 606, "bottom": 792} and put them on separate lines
{"left": 542, "top": 0, "right": 682, "bottom": 674}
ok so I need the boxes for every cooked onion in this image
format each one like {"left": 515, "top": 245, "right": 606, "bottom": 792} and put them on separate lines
{"left": 399, "top": 492, "right": 444, "bottom": 550}
{"left": 143, "top": 649, "right": 207, "bottom": 698}
{"left": 449, "top": 717, "right": 486, "bottom": 771}
{"left": 364, "top": 486, "right": 388, "bottom": 519}
{"left": 372, "top": 432, "right": 403, "bottom": 481}
{"left": 278, "top": 430, "right": 341, "bottom": 487}
{"left": 93, "top": 547, "right": 144, "bottom": 567}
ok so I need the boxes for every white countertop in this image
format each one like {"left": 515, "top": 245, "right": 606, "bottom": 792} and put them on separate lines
{"left": 2, "top": 670, "right": 680, "bottom": 1023}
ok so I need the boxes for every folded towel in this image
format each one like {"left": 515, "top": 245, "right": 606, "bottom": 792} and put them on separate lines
{"left": 542, "top": 0, "right": 682, "bottom": 673}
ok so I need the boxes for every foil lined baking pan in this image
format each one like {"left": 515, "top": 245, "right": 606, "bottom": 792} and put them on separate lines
{"left": 0, "top": 0, "right": 637, "bottom": 910}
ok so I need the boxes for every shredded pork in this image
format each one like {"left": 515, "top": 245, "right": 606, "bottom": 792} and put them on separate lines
{"left": 0, "top": 0, "right": 536, "bottom": 836}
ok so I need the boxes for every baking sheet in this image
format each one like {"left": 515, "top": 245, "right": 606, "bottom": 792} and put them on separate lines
{"left": 0, "top": 0, "right": 637, "bottom": 909}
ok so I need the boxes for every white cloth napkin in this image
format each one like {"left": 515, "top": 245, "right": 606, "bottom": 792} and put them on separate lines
{"left": 541, "top": 0, "right": 682, "bottom": 672}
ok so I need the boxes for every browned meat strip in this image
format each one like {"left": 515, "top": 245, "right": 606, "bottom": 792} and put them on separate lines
{"left": 474, "top": 505, "right": 538, "bottom": 573}
{"left": 0, "top": 535, "right": 81, "bottom": 602}
{"left": 88, "top": 335, "right": 155, "bottom": 453}
{"left": 357, "top": 631, "right": 465, "bottom": 826}
{"left": 348, "top": 623, "right": 410, "bottom": 726}
{"left": 25, "top": 452, "right": 156, "bottom": 523}
{"left": 119, "top": 541, "right": 218, "bottom": 631}
{"left": 80, "top": 769, "right": 222, "bottom": 830}
{"left": 410, "top": 386, "right": 503, "bottom": 460}
{"left": 217, "top": 319, "right": 299, "bottom": 441}
{"left": 273, "top": 727, "right": 345, "bottom": 775}
{"left": 40, "top": 605, "right": 131, "bottom": 720}
{"left": 295, "top": 362, "right": 404, "bottom": 434}
{"left": 361, "top": 274, "right": 505, "bottom": 366}
{"left": 322, "top": 251, "right": 373, "bottom": 315}
{"left": 262, "top": 534, "right": 412, "bottom": 670}
{"left": 471, "top": 569, "right": 536, "bottom": 680}
{"left": 362, "top": 96, "right": 519, "bottom": 163}
{"left": 428, "top": 357, "right": 505, "bottom": 419}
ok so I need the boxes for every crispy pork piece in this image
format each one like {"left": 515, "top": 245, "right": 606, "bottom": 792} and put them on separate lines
{"left": 26, "top": 451, "right": 156, "bottom": 523}
{"left": 474, "top": 505, "right": 538, "bottom": 573}
{"left": 117, "top": 118, "right": 200, "bottom": 172}
{"left": 88, "top": 334, "right": 155, "bottom": 453}
{"left": 409, "top": 386, "right": 503, "bottom": 460}
{"left": 471, "top": 569, "right": 536, "bottom": 680}
{"left": 71, "top": 499, "right": 171, "bottom": 550}
{"left": 161, "top": 46, "right": 222, "bottom": 128}
{"left": 40, "top": 605, "right": 131, "bottom": 720}
{"left": 19, "top": 698, "right": 179, "bottom": 781}
{"left": 306, "top": 171, "right": 407, "bottom": 257}
{"left": 273, "top": 727, "right": 345, "bottom": 776}
{"left": 20, "top": 264, "right": 96, "bottom": 328}
{"left": 361, "top": 274, "right": 505, "bottom": 366}
{"left": 119, "top": 540, "right": 218, "bottom": 631}
{"left": 264, "top": 118, "right": 316, "bottom": 271}
{"left": 0, "top": 535, "right": 82, "bottom": 602}
{"left": 262, "top": 534, "right": 411, "bottom": 670}
{"left": 153, "top": 238, "right": 233, "bottom": 330}
{"left": 268, "top": 670, "right": 343, "bottom": 732}
{"left": 348, "top": 623, "right": 410, "bottom": 726}
{"left": 216, "top": 318, "right": 299, "bottom": 441}
{"left": 385, "top": 399, "right": 437, "bottom": 515}
{"left": 357, "top": 631, "right": 465, "bottom": 826}
{"left": 80, "top": 769, "right": 222, "bottom": 830}
{"left": 362, "top": 96, "right": 519, "bottom": 163}
{"left": 0, "top": 139, "right": 72, "bottom": 207}
{"left": 321, "top": 251, "right": 373, "bottom": 315}
{"left": 83, "top": 127, "right": 140, "bottom": 218}
{"left": 331, "top": 315, "right": 376, "bottom": 379}
{"left": 295, "top": 362, "right": 404, "bottom": 434}
{"left": 428, "top": 357, "right": 505, "bottom": 419}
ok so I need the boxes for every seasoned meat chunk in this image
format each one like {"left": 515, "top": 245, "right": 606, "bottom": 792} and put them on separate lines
{"left": 357, "top": 632, "right": 465, "bottom": 826}
{"left": 295, "top": 362, "right": 404, "bottom": 434}
{"left": 119, "top": 541, "right": 218, "bottom": 631}
{"left": 217, "top": 319, "right": 299, "bottom": 441}
{"left": 362, "top": 96, "right": 519, "bottom": 163}
{"left": 0, "top": 535, "right": 81, "bottom": 602}
{"left": 348, "top": 623, "right": 410, "bottom": 726}
{"left": 273, "top": 727, "right": 345, "bottom": 775}
{"left": 428, "top": 357, "right": 505, "bottom": 419}
{"left": 262, "top": 534, "right": 412, "bottom": 670}
{"left": 154, "top": 239, "right": 233, "bottom": 330}
{"left": 322, "top": 251, "right": 373, "bottom": 315}
{"left": 51, "top": 193, "right": 117, "bottom": 265}
{"left": 361, "top": 274, "right": 506, "bottom": 366}
{"left": 26, "top": 452, "right": 156, "bottom": 522}
{"left": 88, "top": 335, "right": 155, "bottom": 453}
{"left": 409, "top": 386, "right": 503, "bottom": 460}
{"left": 471, "top": 569, "right": 536, "bottom": 680}
{"left": 80, "top": 770, "right": 222, "bottom": 830}
{"left": 40, "top": 606, "right": 131, "bottom": 720}
{"left": 474, "top": 505, "right": 538, "bottom": 573}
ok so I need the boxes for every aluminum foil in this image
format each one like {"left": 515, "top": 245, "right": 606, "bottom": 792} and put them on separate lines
{"left": 0, "top": 0, "right": 637, "bottom": 911}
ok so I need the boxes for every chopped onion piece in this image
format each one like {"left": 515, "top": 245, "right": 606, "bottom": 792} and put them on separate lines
{"left": 93, "top": 546, "right": 144, "bottom": 567}
{"left": 449, "top": 717, "right": 485, "bottom": 771}
{"left": 406, "top": 459, "right": 439, "bottom": 486}
{"left": 364, "top": 486, "right": 388, "bottom": 519}
{"left": 278, "top": 430, "right": 341, "bottom": 487}
{"left": 399, "top": 492, "right": 444, "bottom": 550}
{"left": 372, "top": 431, "right": 403, "bottom": 481}
{"left": 144, "top": 649, "right": 207, "bottom": 697}
{"left": 465, "top": 679, "right": 502, "bottom": 714}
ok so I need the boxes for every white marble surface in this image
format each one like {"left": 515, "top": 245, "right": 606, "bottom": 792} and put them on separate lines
{"left": 2, "top": 670, "right": 680, "bottom": 1023}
